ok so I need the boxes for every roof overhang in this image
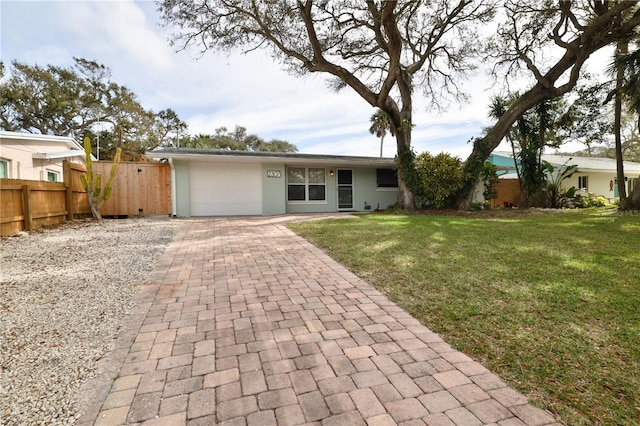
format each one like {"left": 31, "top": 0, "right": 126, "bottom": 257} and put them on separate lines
{"left": 32, "top": 150, "right": 85, "bottom": 160}
{"left": 146, "top": 148, "right": 397, "bottom": 168}
{"left": 0, "top": 130, "right": 82, "bottom": 150}
{"left": 493, "top": 151, "right": 640, "bottom": 174}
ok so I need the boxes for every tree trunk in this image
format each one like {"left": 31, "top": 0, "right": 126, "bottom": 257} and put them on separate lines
{"left": 455, "top": 86, "right": 554, "bottom": 209}
{"left": 615, "top": 41, "right": 629, "bottom": 210}
{"left": 628, "top": 184, "right": 640, "bottom": 209}
{"left": 394, "top": 129, "right": 416, "bottom": 210}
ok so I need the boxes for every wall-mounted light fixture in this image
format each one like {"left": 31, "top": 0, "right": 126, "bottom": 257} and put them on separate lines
{"left": 329, "top": 170, "right": 335, "bottom": 177}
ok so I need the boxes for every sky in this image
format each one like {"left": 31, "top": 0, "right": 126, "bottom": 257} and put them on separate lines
{"left": 0, "top": 0, "right": 605, "bottom": 158}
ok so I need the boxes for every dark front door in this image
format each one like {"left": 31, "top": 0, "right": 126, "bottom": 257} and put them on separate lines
{"left": 337, "top": 169, "right": 353, "bottom": 210}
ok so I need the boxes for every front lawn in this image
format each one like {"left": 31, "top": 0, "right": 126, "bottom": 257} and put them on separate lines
{"left": 288, "top": 208, "right": 640, "bottom": 425}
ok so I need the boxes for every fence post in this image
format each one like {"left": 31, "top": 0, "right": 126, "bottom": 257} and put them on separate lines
{"left": 63, "top": 160, "right": 74, "bottom": 220}
{"left": 22, "top": 184, "right": 33, "bottom": 232}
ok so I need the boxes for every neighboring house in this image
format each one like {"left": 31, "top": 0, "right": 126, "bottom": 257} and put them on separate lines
{"left": 146, "top": 148, "right": 399, "bottom": 217}
{"left": 489, "top": 151, "right": 640, "bottom": 202}
{"left": 0, "top": 131, "right": 88, "bottom": 182}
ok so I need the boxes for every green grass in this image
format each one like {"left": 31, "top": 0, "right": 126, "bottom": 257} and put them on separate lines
{"left": 288, "top": 208, "right": 640, "bottom": 425}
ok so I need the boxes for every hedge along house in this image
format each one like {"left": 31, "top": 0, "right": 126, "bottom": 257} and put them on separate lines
{"left": 146, "top": 148, "right": 399, "bottom": 217}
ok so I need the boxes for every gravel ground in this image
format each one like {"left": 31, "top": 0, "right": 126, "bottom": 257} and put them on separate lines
{"left": 0, "top": 217, "right": 183, "bottom": 425}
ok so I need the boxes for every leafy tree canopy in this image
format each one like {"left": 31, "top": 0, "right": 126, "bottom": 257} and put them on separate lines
{"left": 0, "top": 57, "right": 187, "bottom": 161}
{"left": 458, "top": 1, "right": 640, "bottom": 208}
{"left": 159, "top": 0, "right": 496, "bottom": 208}
{"left": 180, "top": 126, "right": 298, "bottom": 152}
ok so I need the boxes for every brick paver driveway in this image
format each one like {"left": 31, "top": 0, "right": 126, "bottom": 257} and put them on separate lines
{"left": 79, "top": 216, "right": 560, "bottom": 426}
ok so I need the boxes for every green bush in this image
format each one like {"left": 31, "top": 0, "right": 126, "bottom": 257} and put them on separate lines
{"left": 575, "top": 193, "right": 608, "bottom": 208}
{"left": 414, "top": 152, "right": 464, "bottom": 209}
{"left": 469, "top": 201, "right": 490, "bottom": 211}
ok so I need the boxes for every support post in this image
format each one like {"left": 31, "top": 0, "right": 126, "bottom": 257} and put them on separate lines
{"left": 63, "top": 160, "right": 74, "bottom": 220}
{"left": 22, "top": 184, "right": 32, "bottom": 232}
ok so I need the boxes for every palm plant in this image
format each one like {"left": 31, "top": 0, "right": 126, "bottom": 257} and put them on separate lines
{"left": 487, "top": 96, "right": 567, "bottom": 208}
{"left": 369, "top": 109, "right": 394, "bottom": 157}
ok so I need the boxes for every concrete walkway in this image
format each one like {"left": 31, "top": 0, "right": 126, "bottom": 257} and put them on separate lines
{"left": 78, "top": 216, "right": 561, "bottom": 426}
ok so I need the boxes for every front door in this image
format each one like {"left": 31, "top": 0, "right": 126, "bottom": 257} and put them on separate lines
{"left": 337, "top": 169, "right": 353, "bottom": 210}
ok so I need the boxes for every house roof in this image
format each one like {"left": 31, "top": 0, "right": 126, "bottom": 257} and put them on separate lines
{"left": 492, "top": 151, "right": 640, "bottom": 174}
{"left": 0, "top": 130, "right": 92, "bottom": 161}
{"left": 0, "top": 130, "right": 84, "bottom": 151}
{"left": 147, "top": 148, "right": 397, "bottom": 167}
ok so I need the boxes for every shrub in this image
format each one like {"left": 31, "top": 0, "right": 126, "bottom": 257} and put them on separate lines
{"left": 575, "top": 193, "right": 608, "bottom": 208}
{"left": 469, "top": 201, "right": 490, "bottom": 211}
{"left": 414, "top": 152, "right": 464, "bottom": 209}
{"left": 481, "top": 161, "right": 498, "bottom": 202}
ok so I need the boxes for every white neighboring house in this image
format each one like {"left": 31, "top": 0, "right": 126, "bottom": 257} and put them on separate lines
{"left": 490, "top": 151, "right": 640, "bottom": 202}
{"left": 0, "top": 131, "right": 90, "bottom": 182}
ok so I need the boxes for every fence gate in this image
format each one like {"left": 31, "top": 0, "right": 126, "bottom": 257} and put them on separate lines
{"left": 93, "top": 162, "right": 171, "bottom": 216}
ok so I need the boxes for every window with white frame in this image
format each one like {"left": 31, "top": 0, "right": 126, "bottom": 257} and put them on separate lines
{"left": 287, "top": 167, "right": 326, "bottom": 202}
{"left": 47, "top": 170, "right": 59, "bottom": 182}
{"left": 578, "top": 176, "right": 588, "bottom": 190}
{"left": 0, "top": 159, "right": 8, "bottom": 179}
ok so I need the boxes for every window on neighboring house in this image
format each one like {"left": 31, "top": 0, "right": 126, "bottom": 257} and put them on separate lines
{"left": 287, "top": 167, "right": 326, "bottom": 202}
{"left": 47, "top": 170, "right": 59, "bottom": 182}
{"left": 376, "top": 168, "right": 398, "bottom": 188}
{"left": 0, "top": 159, "right": 8, "bottom": 179}
{"left": 578, "top": 176, "right": 588, "bottom": 191}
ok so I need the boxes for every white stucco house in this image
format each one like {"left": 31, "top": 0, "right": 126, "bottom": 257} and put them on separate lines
{"left": 146, "top": 148, "right": 399, "bottom": 217}
{"left": 489, "top": 151, "right": 640, "bottom": 202}
{"left": 0, "top": 131, "right": 88, "bottom": 181}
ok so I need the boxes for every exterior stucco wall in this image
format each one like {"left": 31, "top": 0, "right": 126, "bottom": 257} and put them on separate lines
{"left": 489, "top": 153, "right": 640, "bottom": 203}
{"left": 285, "top": 166, "right": 398, "bottom": 214}
{"left": 0, "top": 144, "right": 32, "bottom": 179}
{"left": 173, "top": 160, "right": 191, "bottom": 217}
{"left": 351, "top": 168, "right": 398, "bottom": 211}
{"left": 0, "top": 143, "right": 75, "bottom": 181}
{"left": 168, "top": 156, "right": 399, "bottom": 217}
{"left": 564, "top": 170, "right": 640, "bottom": 202}
{"left": 0, "top": 134, "right": 85, "bottom": 181}
{"left": 262, "top": 164, "right": 286, "bottom": 215}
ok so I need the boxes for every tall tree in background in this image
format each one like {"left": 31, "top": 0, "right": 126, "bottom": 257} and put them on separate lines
{"left": 179, "top": 126, "right": 298, "bottom": 152}
{"left": 159, "top": 0, "right": 496, "bottom": 209}
{"left": 610, "top": 37, "right": 640, "bottom": 209}
{"left": 565, "top": 80, "right": 614, "bottom": 157}
{"left": 156, "top": 108, "right": 189, "bottom": 148}
{"left": 0, "top": 58, "right": 187, "bottom": 161}
{"left": 369, "top": 109, "right": 394, "bottom": 158}
{"left": 613, "top": 40, "right": 630, "bottom": 209}
{"left": 456, "top": 1, "right": 640, "bottom": 209}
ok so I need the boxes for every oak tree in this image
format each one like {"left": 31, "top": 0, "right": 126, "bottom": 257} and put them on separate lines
{"left": 457, "top": 1, "right": 640, "bottom": 208}
{"left": 0, "top": 58, "right": 187, "bottom": 161}
{"left": 158, "top": 0, "right": 495, "bottom": 209}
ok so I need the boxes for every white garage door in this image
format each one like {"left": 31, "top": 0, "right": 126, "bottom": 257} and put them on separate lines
{"left": 189, "top": 162, "right": 262, "bottom": 216}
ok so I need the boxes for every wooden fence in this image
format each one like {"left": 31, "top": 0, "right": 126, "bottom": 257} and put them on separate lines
{"left": 93, "top": 162, "right": 171, "bottom": 217}
{"left": 1, "top": 161, "right": 90, "bottom": 236}
{"left": 493, "top": 178, "right": 521, "bottom": 208}
{"left": 1, "top": 161, "right": 171, "bottom": 236}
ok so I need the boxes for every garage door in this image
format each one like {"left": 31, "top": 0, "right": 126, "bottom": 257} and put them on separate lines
{"left": 189, "top": 162, "right": 262, "bottom": 216}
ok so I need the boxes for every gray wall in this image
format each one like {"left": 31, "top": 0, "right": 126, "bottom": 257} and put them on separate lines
{"left": 262, "top": 164, "right": 286, "bottom": 215}
{"left": 173, "top": 160, "right": 191, "bottom": 217}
